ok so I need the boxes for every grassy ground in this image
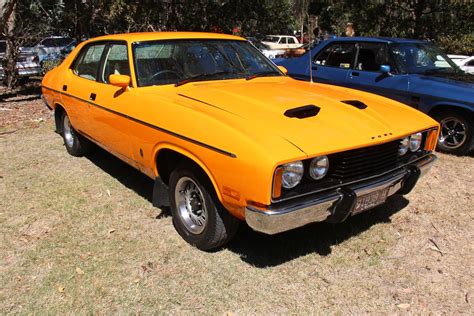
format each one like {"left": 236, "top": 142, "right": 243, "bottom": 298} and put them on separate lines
{"left": 1, "top": 93, "right": 473, "bottom": 313}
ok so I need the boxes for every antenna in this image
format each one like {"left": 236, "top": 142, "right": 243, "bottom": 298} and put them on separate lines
{"left": 309, "top": 42, "right": 313, "bottom": 84}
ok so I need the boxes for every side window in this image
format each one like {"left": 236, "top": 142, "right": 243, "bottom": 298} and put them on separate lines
{"left": 288, "top": 37, "right": 296, "bottom": 44}
{"left": 102, "top": 44, "right": 130, "bottom": 83}
{"left": 72, "top": 44, "right": 106, "bottom": 81}
{"left": 356, "top": 43, "right": 391, "bottom": 72}
{"left": 467, "top": 60, "right": 474, "bottom": 67}
{"left": 314, "top": 43, "right": 355, "bottom": 69}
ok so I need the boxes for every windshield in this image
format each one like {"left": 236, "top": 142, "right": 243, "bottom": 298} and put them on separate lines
{"left": 133, "top": 39, "right": 281, "bottom": 87}
{"left": 390, "top": 43, "right": 459, "bottom": 74}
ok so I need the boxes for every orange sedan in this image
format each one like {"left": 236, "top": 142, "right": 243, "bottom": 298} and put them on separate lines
{"left": 42, "top": 32, "right": 439, "bottom": 250}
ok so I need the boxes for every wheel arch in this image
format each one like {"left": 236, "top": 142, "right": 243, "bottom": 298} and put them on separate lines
{"left": 53, "top": 103, "right": 66, "bottom": 133}
{"left": 428, "top": 103, "right": 474, "bottom": 120}
{"left": 153, "top": 144, "right": 224, "bottom": 203}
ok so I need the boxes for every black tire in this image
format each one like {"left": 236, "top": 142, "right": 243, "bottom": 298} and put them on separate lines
{"left": 435, "top": 111, "right": 474, "bottom": 155}
{"left": 60, "top": 111, "right": 92, "bottom": 157}
{"left": 169, "top": 163, "right": 240, "bottom": 250}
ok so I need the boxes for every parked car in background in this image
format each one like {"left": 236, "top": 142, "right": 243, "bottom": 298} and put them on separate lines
{"left": 275, "top": 37, "right": 474, "bottom": 155}
{"left": 0, "top": 40, "right": 41, "bottom": 80}
{"left": 262, "top": 35, "right": 303, "bottom": 50}
{"left": 41, "top": 39, "right": 79, "bottom": 65}
{"left": 457, "top": 56, "right": 474, "bottom": 74}
{"left": 247, "top": 37, "right": 285, "bottom": 59}
{"left": 448, "top": 54, "right": 470, "bottom": 66}
{"left": 42, "top": 32, "right": 439, "bottom": 250}
{"left": 33, "top": 36, "right": 74, "bottom": 64}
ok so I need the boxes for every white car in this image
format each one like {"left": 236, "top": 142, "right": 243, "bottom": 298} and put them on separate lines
{"left": 261, "top": 35, "right": 302, "bottom": 50}
{"left": 457, "top": 56, "right": 474, "bottom": 74}
{"left": 447, "top": 54, "right": 470, "bottom": 66}
{"left": 33, "top": 36, "right": 74, "bottom": 63}
{"left": 0, "top": 40, "right": 41, "bottom": 80}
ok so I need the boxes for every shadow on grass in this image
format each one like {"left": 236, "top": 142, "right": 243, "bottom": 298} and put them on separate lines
{"left": 226, "top": 196, "right": 409, "bottom": 267}
{"left": 0, "top": 79, "right": 42, "bottom": 102}
{"left": 83, "top": 145, "right": 409, "bottom": 266}
{"left": 84, "top": 147, "right": 156, "bottom": 207}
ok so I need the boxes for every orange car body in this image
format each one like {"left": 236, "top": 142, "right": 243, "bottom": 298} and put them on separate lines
{"left": 42, "top": 32, "right": 439, "bottom": 224}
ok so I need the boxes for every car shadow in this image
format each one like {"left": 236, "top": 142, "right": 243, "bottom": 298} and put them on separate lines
{"left": 226, "top": 196, "right": 409, "bottom": 268}
{"left": 83, "top": 145, "right": 410, "bottom": 265}
{"left": 0, "top": 80, "right": 42, "bottom": 102}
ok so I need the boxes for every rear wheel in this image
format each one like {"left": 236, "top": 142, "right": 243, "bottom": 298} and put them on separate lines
{"left": 61, "top": 112, "right": 92, "bottom": 157}
{"left": 435, "top": 112, "right": 473, "bottom": 155}
{"left": 169, "top": 164, "right": 239, "bottom": 250}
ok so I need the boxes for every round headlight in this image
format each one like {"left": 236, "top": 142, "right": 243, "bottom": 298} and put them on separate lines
{"left": 399, "top": 137, "right": 409, "bottom": 156}
{"left": 309, "top": 156, "right": 329, "bottom": 180}
{"left": 409, "top": 132, "right": 422, "bottom": 152}
{"left": 281, "top": 161, "right": 304, "bottom": 189}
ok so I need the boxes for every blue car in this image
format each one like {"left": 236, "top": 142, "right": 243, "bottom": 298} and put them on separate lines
{"left": 275, "top": 37, "right": 474, "bottom": 155}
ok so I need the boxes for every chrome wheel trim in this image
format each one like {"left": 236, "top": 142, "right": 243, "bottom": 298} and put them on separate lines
{"left": 63, "top": 115, "right": 75, "bottom": 148}
{"left": 439, "top": 117, "right": 467, "bottom": 149}
{"left": 175, "top": 176, "right": 208, "bottom": 235}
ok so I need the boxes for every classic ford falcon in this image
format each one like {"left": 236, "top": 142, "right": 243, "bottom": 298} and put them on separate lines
{"left": 42, "top": 32, "right": 439, "bottom": 250}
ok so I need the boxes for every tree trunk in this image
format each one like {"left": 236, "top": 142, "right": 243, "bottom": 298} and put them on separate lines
{"left": 1, "top": 0, "right": 19, "bottom": 90}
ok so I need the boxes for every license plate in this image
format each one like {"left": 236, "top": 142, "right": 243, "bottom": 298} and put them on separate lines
{"left": 353, "top": 187, "right": 390, "bottom": 215}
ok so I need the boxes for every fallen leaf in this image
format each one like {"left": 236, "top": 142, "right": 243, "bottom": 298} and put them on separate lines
{"left": 57, "top": 286, "right": 65, "bottom": 293}
{"left": 397, "top": 303, "right": 410, "bottom": 309}
{"left": 75, "top": 267, "right": 84, "bottom": 275}
{"left": 106, "top": 189, "right": 111, "bottom": 196}
{"left": 107, "top": 229, "right": 116, "bottom": 238}
{"left": 134, "top": 278, "right": 140, "bottom": 283}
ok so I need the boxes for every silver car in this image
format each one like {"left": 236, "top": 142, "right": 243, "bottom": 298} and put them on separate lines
{"left": 0, "top": 40, "right": 42, "bottom": 80}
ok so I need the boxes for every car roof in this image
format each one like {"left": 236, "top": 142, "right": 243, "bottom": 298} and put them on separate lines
{"left": 88, "top": 32, "right": 245, "bottom": 43}
{"left": 325, "top": 36, "right": 428, "bottom": 44}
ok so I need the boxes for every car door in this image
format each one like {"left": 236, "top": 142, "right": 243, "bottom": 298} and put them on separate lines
{"left": 88, "top": 41, "right": 136, "bottom": 164}
{"left": 311, "top": 42, "right": 356, "bottom": 86}
{"left": 62, "top": 42, "right": 107, "bottom": 134}
{"left": 346, "top": 42, "right": 411, "bottom": 106}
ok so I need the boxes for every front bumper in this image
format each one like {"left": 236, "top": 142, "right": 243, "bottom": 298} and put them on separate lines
{"left": 245, "top": 154, "right": 437, "bottom": 234}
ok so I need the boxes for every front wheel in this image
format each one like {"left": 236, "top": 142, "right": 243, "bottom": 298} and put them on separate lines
{"left": 169, "top": 165, "right": 239, "bottom": 250}
{"left": 435, "top": 112, "right": 473, "bottom": 155}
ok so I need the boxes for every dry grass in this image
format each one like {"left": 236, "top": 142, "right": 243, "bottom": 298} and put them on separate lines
{"left": 1, "top": 99, "right": 473, "bottom": 313}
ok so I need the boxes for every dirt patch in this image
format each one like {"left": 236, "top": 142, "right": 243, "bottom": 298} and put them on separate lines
{"left": 0, "top": 81, "right": 51, "bottom": 130}
{"left": 0, "top": 95, "right": 473, "bottom": 314}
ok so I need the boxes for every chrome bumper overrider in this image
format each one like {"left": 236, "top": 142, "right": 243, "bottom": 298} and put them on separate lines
{"left": 245, "top": 154, "right": 437, "bottom": 235}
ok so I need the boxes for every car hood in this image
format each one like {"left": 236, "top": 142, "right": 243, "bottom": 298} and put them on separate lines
{"left": 410, "top": 73, "right": 474, "bottom": 103}
{"left": 176, "top": 77, "right": 437, "bottom": 157}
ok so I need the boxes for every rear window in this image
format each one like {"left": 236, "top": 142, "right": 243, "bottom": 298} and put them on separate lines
{"left": 72, "top": 44, "right": 106, "bottom": 81}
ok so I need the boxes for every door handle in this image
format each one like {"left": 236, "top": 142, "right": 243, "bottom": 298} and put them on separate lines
{"left": 351, "top": 71, "right": 359, "bottom": 77}
{"left": 62, "top": 85, "right": 67, "bottom": 91}
{"left": 89, "top": 93, "right": 96, "bottom": 101}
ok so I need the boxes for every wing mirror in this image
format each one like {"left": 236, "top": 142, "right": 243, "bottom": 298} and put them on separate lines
{"left": 277, "top": 65, "right": 288, "bottom": 75}
{"left": 380, "top": 65, "right": 391, "bottom": 74}
{"left": 109, "top": 74, "right": 131, "bottom": 89}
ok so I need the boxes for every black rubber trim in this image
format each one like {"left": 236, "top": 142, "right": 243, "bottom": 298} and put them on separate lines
{"left": 41, "top": 85, "right": 237, "bottom": 158}
{"left": 326, "top": 187, "right": 357, "bottom": 223}
{"left": 398, "top": 166, "right": 420, "bottom": 195}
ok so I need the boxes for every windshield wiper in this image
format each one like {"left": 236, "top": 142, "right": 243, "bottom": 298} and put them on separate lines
{"left": 175, "top": 71, "right": 238, "bottom": 87}
{"left": 246, "top": 71, "right": 279, "bottom": 81}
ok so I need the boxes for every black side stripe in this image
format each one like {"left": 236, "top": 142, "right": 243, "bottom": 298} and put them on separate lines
{"left": 41, "top": 85, "right": 237, "bottom": 158}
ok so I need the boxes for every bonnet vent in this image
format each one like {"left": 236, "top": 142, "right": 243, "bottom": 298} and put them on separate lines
{"left": 284, "top": 105, "right": 320, "bottom": 119}
{"left": 341, "top": 100, "right": 368, "bottom": 109}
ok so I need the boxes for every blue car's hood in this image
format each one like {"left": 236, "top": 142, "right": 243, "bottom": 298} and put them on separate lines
{"left": 410, "top": 72, "right": 474, "bottom": 103}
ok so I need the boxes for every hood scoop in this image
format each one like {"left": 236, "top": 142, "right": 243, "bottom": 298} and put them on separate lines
{"left": 284, "top": 105, "right": 320, "bottom": 119}
{"left": 341, "top": 100, "right": 368, "bottom": 109}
